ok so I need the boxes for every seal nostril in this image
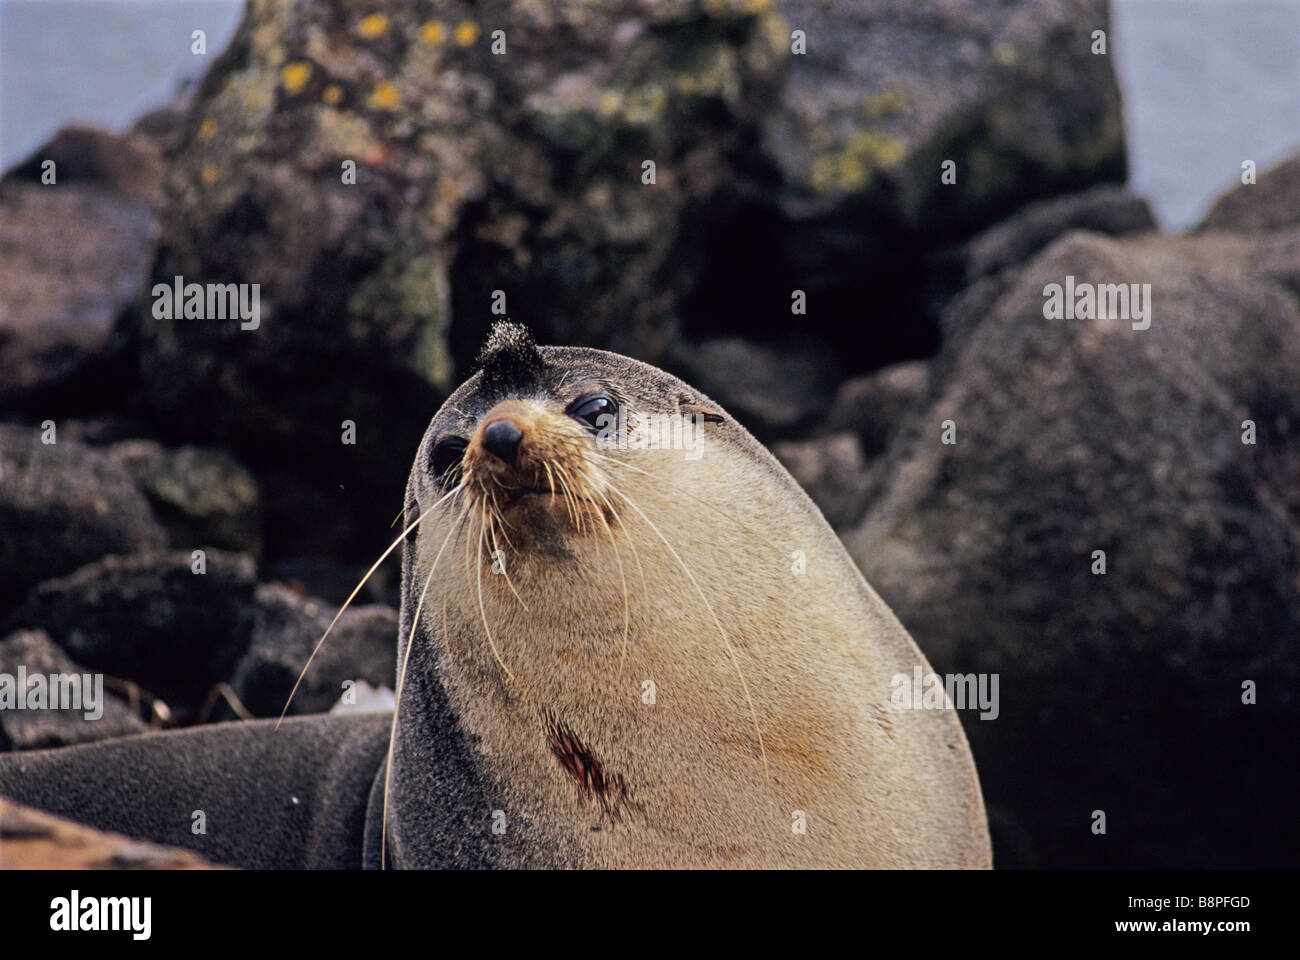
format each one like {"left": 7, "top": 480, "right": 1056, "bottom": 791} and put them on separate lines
{"left": 482, "top": 419, "right": 524, "bottom": 467}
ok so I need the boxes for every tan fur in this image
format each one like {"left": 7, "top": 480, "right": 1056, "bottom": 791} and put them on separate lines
{"left": 410, "top": 345, "right": 991, "bottom": 868}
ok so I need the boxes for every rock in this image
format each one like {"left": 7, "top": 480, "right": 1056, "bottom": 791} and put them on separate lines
{"left": 666, "top": 336, "right": 839, "bottom": 439}
{"left": 0, "top": 424, "right": 167, "bottom": 615}
{"left": 764, "top": 0, "right": 1125, "bottom": 225}
{"left": 0, "top": 630, "right": 147, "bottom": 752}
{"left": 1197, "top": 152, "right": 1300, "bottom": 233}
{"left": 4, "top": 551, "right": 259, "bottom": 710}
{"left": 225, "top": 583, "right": 396, "bottom": 719}
{"left": 771, "top": 432, "right": 870, "bottom": 529}
{"left": 0, "top": 796, "right": 224, "bottom": 869}
{"left": 951, "top": 185, "right": 1156, "bottom": 285}
{"left": 106, "top": 440, "right": 262, "bottom": 555}
{"left": 4, "top": 125, "right": 165, "bottom": 204}
{"left": 0, "top": 179, "right": 155, "bottom": 411}
{"left": 685, "top": 0, "right": 1128, "bottom": 368}
{"left": 830, "top": 360, "right": 931, "bottom": 458}
{"left": 845, "top": 228, "right": 1300, "bottom": 867}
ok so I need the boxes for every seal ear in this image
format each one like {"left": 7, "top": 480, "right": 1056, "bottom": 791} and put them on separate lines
{"left": 475, "top": 321, "right": 545, "bottom": 396}
{"left": 678, "top": 402, "right": 725, "bottom": 424}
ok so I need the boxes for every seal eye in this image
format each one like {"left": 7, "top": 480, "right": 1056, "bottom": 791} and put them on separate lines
{"left": 567, "top": 394, "right": 615, "bottom": 431}
{"left": 430, "top": 438, "right": 467, "bottom": 485}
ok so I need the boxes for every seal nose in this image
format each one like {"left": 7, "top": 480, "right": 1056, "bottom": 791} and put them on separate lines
{"left": 481, "top": 419, "right": 524, "bottom": 468}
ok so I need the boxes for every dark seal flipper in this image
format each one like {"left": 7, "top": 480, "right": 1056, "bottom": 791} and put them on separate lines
{"left": 0, "top": 713, "right": 390, "bottom": 868}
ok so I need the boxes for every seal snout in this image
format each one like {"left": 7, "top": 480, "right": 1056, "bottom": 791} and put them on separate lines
{"left": 481, "top": 418, "right": 524, "bottom": 468}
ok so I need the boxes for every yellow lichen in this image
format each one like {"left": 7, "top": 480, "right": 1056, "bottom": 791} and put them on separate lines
{"left": 197, "top": 118, "right": 217, "bottom": 141}
{"left": 357, "top": 13, "right": 390, "bottom": 38}
{"left": 454, "top": 20, "right": 479, "bottom": 46}
{"left": 598, "top": 90, "right": 622, "bottom": 117}
{"left": 280, "top": 61, "right": 313, "bottom": 95}
{"left": 763, "top": 13, "right": 790, "bottom": 55}
{"left": 862, "top": 89, "right": 909, "bottom": 119}
{"left": 810, "top": 130, "right": 907, "bottom": 192}
{"left": 322, "top": 83, "right": 343, "bottom": 105}
{"left": 368, "top": 82, "right": 401, "bottom": 110}
{"left": 744, "top": 0, "right": 771, "bottom": 13}
{"left": 419, "top": 21, "right": 447, "bottom": 45}
{"left": 200, "top": 164, "right": 219, "bottom": 186}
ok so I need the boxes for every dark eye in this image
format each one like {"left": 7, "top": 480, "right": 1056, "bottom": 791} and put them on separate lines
{"left": 430, "top": 438, "right": 467, "bottom": 485}
{"left": 567, "top": 393, "right": 615, "bottom": 431}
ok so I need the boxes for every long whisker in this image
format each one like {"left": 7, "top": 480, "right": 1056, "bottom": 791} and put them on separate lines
{"left": 601, "top": 476, "right": 769, "bottom": 777}
{"left": 485, "top": 489, "right": 528, "bottom": 610}
{"left": 277, "top": 481, "right": 465, "bottom": 727}
{"left": 474, "top": 509, "right": 516, "bottom": 680}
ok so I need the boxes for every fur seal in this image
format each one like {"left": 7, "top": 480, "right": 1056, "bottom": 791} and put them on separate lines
{"left": 0, "top": 323, "right": 990, "bottom": 868}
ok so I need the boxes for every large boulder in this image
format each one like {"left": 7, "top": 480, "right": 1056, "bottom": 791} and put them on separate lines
{"left": 0, "top": 132, "right": 158, "bottom": 411}
{"left": 685, "top": 0, "right": 1128, "bottom": 366}
{"left": 846, "top": 227, "right": 1300, "bottom": 867}
{"left": 0, "top": 424, "right": 167, "bottom": 614}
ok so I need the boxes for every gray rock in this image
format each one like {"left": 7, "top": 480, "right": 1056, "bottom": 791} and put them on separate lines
{"left": 0, "top": 424, "right": 167, "bottom": 614}
{"left": 3, "top": 125, "right": 165, "bottom": 204}
{"left": 694, "top": 0, "right": 1129, "bottom": 368}
{"left": 1197, "top": 152, "right": 1300, "bottom": 234}
{"left": 226, "top": 583, "right": 396, "bottom": 719}
{"left": 954, "top": 185, "right": 1156, "bottom": 284}
{"left": 831, "top": 360, "right": 932, "bottom": 458}
{"left": 846, "top": 228, "right": 1300, "bottom": 867}
{"left": 106, "top": 440, "right": 262, "bottom": 555}
{"left": 0, "top": 180, "right": 155, "bottom": 409}
{"left": 4, "top": 550, "right": 259, "bottom": 709}
{"left": 764, "top": 0, "right": 1125, "bottom": 227}
{"left": 771, "top": 432, "right": 870, "bottom": 529}
{"left": 0, "top": 629, "right": 146, "bottom": 752}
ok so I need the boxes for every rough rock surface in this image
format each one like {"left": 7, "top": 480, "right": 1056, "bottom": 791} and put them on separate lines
{"left": 688, "top": 0, "right": 1128, "bottom": 365}
{"left": 846, "top": 227, "right": 1300, "bottom": 867}
{"left": 0, "top": 424, "right": 167, "bottom": 614}
{"left": 106, "top": 440, "right": 262, "bottom": 555}
{"left": 830, "top": 360, "right": 932, "bottom": 459}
